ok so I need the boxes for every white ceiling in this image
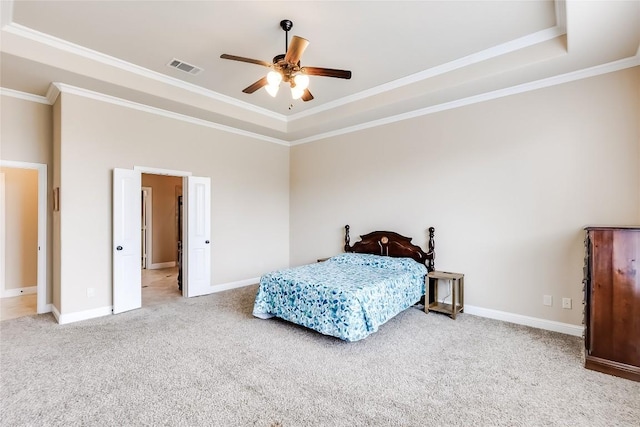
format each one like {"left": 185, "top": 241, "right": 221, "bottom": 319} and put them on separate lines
{"left": 1, "top": 1, "right": 639, "bottom": 144}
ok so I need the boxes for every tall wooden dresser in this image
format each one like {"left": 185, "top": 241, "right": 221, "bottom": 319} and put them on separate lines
{"left": 583, "top": 226, "right": 639, "bottom": 382}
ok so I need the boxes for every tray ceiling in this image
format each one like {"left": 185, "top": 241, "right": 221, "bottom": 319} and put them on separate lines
{"left": 1, "top": 1, "right": 639, "bottom": 144}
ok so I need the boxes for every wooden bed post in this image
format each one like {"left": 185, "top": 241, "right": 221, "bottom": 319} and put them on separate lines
{"left": 428, "top": 227, "right": 435, "bottom": 271}
{"left": 344, "top": 224, "right": 351, "bottom": 252}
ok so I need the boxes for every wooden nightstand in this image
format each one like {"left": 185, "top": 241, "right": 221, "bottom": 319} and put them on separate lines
{"left": 426, "top": 271, "right": 464, "bottom": 319}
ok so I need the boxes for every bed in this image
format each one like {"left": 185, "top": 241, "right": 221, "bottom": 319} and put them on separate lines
{"left": 253, "top": 225, "right": 435, "bottom": 341}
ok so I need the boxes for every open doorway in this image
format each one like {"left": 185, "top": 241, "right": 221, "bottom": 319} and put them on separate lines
{"left": 140, "top": 173, "right": 183, "bottom": 307}
{"left": 114, "top": 167, "right": 211, "bottom": 315}
{"left": 0, "top": 161, "right": 48, "bottom": 321}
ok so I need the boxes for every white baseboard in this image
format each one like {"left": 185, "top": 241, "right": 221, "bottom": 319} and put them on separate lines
{"left": 464, "top": 305, "right": 584, "bottom": 337}
{"left": 211, "top": 277, "right": 260, "bottom": 293}
{"left": 149, "top": 261, "right": 176, "bottom": 269}
{"left": 1, "top": 286, "right": 37, "bottom": 298}
{"left": 48, "top": 277, "right": 258, "bottom": 324}
{"left": 37, "top": 303, "right": 52, "bottom": 315}
{"left": 53, "top": 305, "right": 112, "bottom": 325}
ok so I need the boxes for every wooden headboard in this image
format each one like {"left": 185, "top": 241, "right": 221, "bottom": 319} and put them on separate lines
{"left": 343, "top": 225, "right": 435, "bottom": 271}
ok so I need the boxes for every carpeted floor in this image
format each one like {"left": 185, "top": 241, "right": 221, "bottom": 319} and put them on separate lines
{"left": 1, "top": 284, "right": 639, "bottom": 426}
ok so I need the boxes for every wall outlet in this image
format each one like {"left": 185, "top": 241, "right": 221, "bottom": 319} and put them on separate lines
{"left": 562, "top": 298, "right": 572, "bottom": 309}
{"left": 543, "top": 295, "right": 552, "bottom": 306}
{"left": 87, "top": 288, "right": 95, "bottom": 298}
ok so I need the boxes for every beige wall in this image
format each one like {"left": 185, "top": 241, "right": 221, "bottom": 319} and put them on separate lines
{"left": 1, "top": 167, "right": 38, "bottom": 290}
{"left": 0, "top": 95, "right": 53, "bottom": 304}
{"left": 57, "top": 93, "right": 290, "bottom": 314}
{"left": 290, "top": 67, "right": 640, "bottom": 326}
{"left": 141, "top": 173, "right": 183, "bottom": 265}
{"left": 1, "top": 96, "right": 53, "bottom": 164}
{"left": 2, "top": 67, "right": 638, "bottom": 325}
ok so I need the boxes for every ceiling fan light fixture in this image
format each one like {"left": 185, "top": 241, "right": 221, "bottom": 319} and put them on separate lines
{"left": 265, "top": 70, "right": 282, "bottom": 97}
{"left": 293, "top": 74, "right": 310, "bottom": 90}
{"left": 267, "top": 70, "right": 282, "bottom": 86}
{"left": 265, "top": 84, "right": 279, "bottom": 97}
{"left": 291, "top": 85, "right": 305, "bottom": 100}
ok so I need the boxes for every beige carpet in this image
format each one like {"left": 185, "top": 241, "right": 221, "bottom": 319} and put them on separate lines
{"left": 1, "top": 284, "right": 639, "bottom": 426}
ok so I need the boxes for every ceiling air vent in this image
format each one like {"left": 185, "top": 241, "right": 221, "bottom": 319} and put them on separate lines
{"left": 167, "top": 58, "right": 203, "bottom": 75}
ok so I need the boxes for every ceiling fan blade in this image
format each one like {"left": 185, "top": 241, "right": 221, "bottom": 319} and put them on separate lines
{"left": 284, "top": 36, "right": 309, "bottom": 64}
{"left": 220, "top": 54, "right": 272, "bottom": 68}
{"left": 301, "top": 66, "right": 352, "bottom": 79}
{"left": 242, "top": 76, "right": 269, "bottom": 94}
{"left": 301, "top": 89, "right": 314, "bottom": 102}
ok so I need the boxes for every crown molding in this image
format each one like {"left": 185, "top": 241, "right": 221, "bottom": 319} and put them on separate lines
{"left": 0, "top": 87, "right": 49, "bottom": 104}
{"left": 45, "top": 83, "right": 60, "bottom": 104}
{"left": 288, "top": 24, "right": 567, "bottom": 123}
{"left": 4, "top": 54, "right": 637, "bottom": 148}
{"left": 0, "top": 0, "right": 13, "bottom": 29}
{"left": 4, "top": 1, "right": 569, "bottom": 128}
{"left": 51, "top": 83, "right": 290, "bottom": 146}
{"left": 2, "top": 22, "right": 287, "bottom": 122}
{"left": 2, "top": 1, "right": 635, "bottom": 148}
{"left": 290, "top": 55, "right": 640, "bottom": 146}
{"left": 4, "top": 53, "right": 637, "bottom": 148}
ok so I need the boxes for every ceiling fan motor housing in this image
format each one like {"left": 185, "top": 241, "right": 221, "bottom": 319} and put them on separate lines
{"left": 272, "top": 54, "right": 301, "bottom": 83}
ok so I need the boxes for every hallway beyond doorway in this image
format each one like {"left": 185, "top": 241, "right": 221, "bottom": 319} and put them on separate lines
{"left": 142, "top": 266, "right": 181, "bottom": 307}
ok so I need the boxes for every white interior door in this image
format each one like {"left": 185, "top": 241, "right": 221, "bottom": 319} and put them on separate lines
{"left": 113, "top": 168, "right": 142, "bottom": 313}
{"left": 184, "top": 176, "right": 211, "bottom": 297}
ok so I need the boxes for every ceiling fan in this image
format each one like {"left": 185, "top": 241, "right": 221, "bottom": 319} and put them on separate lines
{"left": 220, "top": 19, "right": 352, "bottom": 102}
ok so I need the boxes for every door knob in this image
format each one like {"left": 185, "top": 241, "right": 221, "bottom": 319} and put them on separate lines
{"left": 205, "top": 240, "right": 210, "bottom": 244}
{"left": 116, "top": 246, "right": 123, "bottom": 251}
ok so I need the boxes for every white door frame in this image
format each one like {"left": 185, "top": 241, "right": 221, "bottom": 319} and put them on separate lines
{"left": 141, "top": 186, "right": 152, "bottom": 270}
{"left": 0, "top": 160, "right": 48, "bottom": 314}
{"left": 0, "top": 173, "right": 5, "bottom": 300}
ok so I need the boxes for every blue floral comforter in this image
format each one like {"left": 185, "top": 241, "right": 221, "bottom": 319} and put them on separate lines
{"left": 253, "top": 253, "right": 427, "bottom": 341}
